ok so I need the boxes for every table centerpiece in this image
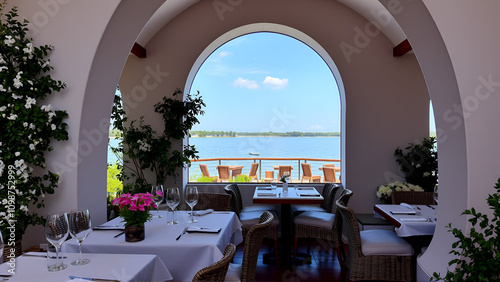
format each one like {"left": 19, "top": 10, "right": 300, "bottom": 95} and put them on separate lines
{"left": 112, "top": 192, "right": 158, "bottom": 242}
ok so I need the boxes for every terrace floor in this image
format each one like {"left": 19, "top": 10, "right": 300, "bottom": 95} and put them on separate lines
{"left": 234, "top": 239, "right": 346, "bottom": 282}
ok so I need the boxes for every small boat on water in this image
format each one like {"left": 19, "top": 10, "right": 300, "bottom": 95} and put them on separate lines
{"left": 249, "top": 152, "right": 260, "bottom": 156}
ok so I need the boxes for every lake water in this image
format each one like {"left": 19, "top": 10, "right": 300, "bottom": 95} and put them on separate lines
{"left": 108, "top": 136, "right": 341, "bottom": 179}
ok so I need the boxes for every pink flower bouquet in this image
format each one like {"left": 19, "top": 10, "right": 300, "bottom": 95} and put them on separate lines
{"left": 112, "top": 193, "right": 157, "bottom": 226}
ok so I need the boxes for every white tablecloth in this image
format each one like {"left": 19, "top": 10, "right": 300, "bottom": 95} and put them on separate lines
{"left": 374, "top": 204, "right": 437, "bottom": 237}
{"left": 0, "top": 253, "right": 171, "bottom": 282}
{"left": 62, "top": 211, "right": 242, "bottom": 282}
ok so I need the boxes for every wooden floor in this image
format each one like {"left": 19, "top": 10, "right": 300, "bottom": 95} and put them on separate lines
{"left": 233, "top": 239, "right": 347, "bottom": 282}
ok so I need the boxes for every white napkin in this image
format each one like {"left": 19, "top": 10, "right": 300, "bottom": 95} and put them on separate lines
{"left": 257, "top": 187, "right": 273, "bottom": 190}
{"left": 94, "top": 223, "right": 125, "bottom": 230}
{"left": 257, "top": 193, "right": 277, "bottom": 197}
{"left": 299, "top": 192, "right": 321, "bottom": 196}
{"left": 186, "top": 227, "right": 221, "bottom": 233}
{"left": 297, "top": 187, "right": 315, "bottom": 191}
{"left": 68, "top": 279, "right": 89, "bottom": 282}
{"left": 192, "top": 209, "right": 214, "bottom": 216}
{"left": 22, "top": 252, "right": 46, "bottom": 257}
{"left": 399, "top": 217, "right": 428, "bottom": 222}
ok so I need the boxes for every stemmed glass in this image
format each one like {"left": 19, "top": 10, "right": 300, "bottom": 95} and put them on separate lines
{"left": 433, "top": 184, "right": 439, "bottom": 204}
{"left": 68, "top": 209, "right": 91, "bottom": 265}
{"left": 166, "top": 187, "right": 180, "bottom": 225}
{"left": 45, "top": 212, "right": 69, "bottom": 271}
{"left": 186, "top": 186, "right": 199, "bottom": 223}
{"left": 151, "top": 185, "right": 164, "bottom": 218}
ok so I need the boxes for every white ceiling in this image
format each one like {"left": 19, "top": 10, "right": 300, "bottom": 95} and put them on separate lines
{"left": 136, "top": 0, "right": 406, "bottom": 47}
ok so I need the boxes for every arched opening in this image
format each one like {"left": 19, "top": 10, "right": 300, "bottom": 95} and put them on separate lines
{"left": 184, "top": 24, "right": 346, "bottom": 185}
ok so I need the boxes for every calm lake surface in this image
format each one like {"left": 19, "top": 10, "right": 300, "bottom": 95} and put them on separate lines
{"left": 108, "top": 136, "right": 341, "bottom": 179}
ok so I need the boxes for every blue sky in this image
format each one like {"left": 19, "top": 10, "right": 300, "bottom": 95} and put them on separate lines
{"left": 189, "top": 32, "right": 341, "bottom": 133}
{"left": 189, "top": 32, "right": 435, "bottom": 133}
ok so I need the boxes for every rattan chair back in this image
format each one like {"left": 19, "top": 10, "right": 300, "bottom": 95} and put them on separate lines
{"left": 391, "top": 191, "right": 436, "bottom": 205}
{"left": 278, "top": 165, "right": 292, "bottom": 179}
{"left": 199, "top": 164, "right": 211, "bottom": 178}
{"left": 217, "top": 165, "right": 231, "bottom": 182}
{"left": 192, "top": 243, "right": 236, "bottom": 282}
{"left": 194, "top": 193, "right": 231, "bottom": 211}
{"left": 322, "top": 166, "right": 338, "bottom": 183}
{"left": 248, "top": 163, "right": 259, "bottom": 181}
{"left": 321, "top": 183, "right": 342, "bottom": 213}
{"left": 224, "top": 183, "right": 243, "bottom": 216}
{"left": 241, "top": 211, "right": 273, "bottom": 281}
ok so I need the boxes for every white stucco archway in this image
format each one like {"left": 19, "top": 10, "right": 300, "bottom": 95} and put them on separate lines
{"left": 184, "top": 23, "right": 347, "bottom": 186}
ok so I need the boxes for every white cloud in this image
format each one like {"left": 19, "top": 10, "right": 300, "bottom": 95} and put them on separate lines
{"left": 233, "top": 77, "right": 259, "bottom": 89}
{"left": 262, "top": 76, "right": 289, "bottom": 90}
{"left": 218, "top": 51, "right": 231, "bottom": 58}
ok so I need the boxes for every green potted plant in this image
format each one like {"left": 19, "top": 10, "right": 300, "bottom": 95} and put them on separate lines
{"left": 0, "top": 1, "right": 68, "bottom": 257}
{"left": 432, "top": 178, "right": 500, "bottom": 281}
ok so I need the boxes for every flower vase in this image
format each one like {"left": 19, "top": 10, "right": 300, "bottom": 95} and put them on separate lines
{"left": 125, "top": 225, "right": 145, "bottom": 242}
{"left": 283, "top": 182, "right": 288, "bottom": 193}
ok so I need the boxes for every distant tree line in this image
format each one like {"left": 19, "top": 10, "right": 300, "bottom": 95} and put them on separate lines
{"left": 190, "top": 131, "right": 341, "bottom": 137}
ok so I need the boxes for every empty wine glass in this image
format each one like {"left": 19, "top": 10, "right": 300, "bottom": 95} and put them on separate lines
{"left": 186, "top": 186, "right": 199, "bottom": 223}
{"left": 45, "top": 212, "right": 69, "bottom": 271}
{"left": 166, "top": 187, "right": 180, "bottom": 225}
{"left": 433, "top": 184, "right": 439, "bottom": 204}
{"left": 68, "top": 209, "right": 91, "bottom": 265}
{"left": 151, "top": 185, "right": 164, "bottom": 218}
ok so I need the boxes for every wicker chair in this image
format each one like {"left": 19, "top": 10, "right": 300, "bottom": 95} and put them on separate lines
{"left": 192, "top": 243, "right": 236, "bottom": 282}
{"left": 391, "top": 191, "right": 436, "bottom": 205}
{"left": 217, "top": 165, "right": 231, "bottom": 182}
{"left": 193, "top": 193, "right": 231, "bottom": 211}
{"left": 277, "top": 165, "right": 292, "bottom": 180}
{"left": 336, "top": 193, "right": 413, "bottom": 281}
{"left": 322, "top": 166, "right": 338, "bottom": 183}
{"left": 292, "top": 183, "right": 342, "bottom": 215}
{"left": 223, "top": 184, "right": 280, "bottom": 266}
{"left": 248, "top": 163, "right": 259, "bottom": 182}
{"left": 300, "top": 163, "right": 321, "bottom": 183}
{"left": 292, "top": 185, "right": 344, "bottom": 260}
{"left": 225, "top": 212, "right": 274, "bottom": 282}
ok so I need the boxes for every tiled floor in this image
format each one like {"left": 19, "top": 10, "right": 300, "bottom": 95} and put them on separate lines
{"left": 233, "top": 238, "right": 346, "bottom": 282}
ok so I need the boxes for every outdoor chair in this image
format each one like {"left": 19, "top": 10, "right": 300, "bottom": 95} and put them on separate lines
{"left": 300, "top": 163, "right": 321, "bottom": 183}
{"left": 263, "top": 171, "right": 274, "bottom": 182}
{"left": 278, "top": 165, "right": 292, "bottom": 180}
{"left": 223, "top": 184, "right": 280, "bottom": 266}
{"left": 216, "top": 165, "right": 231, "bottom": 182}
{"left": 322, "top": 166, "right": 338, "bottom": 183}
{"left": 391, "top": 191, "right": 436, "bottom": 205}
{"left": 225, "top": 212, "right": 274, "bottom": 282}
{"left": 336, "top": 194, "right": 413, "bottom": 281}
{"left": 248, "top": 163, "right": 259, "bottom": 182}
{"left": 293, "top": 186, "right": 346, "bottom": 260}
{"left": 193, "top": 193, "right": 231, "bottom": 211}
{"left": 192, "top": 243, "right": 236, "bottom": 282}
{"left": 199, "top": 163, "right": 217, "bottom": 182}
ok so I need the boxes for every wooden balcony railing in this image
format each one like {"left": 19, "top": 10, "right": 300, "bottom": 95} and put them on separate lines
{"left": 189, "top": 157, "right": 341, "bottom": 183}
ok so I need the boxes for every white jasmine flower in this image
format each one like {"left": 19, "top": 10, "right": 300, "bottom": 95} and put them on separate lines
{"left": 14, "top": 159, "right": 24, "bottom": 167}
{"left": 11, "top": 94, "right": 22, "bottom": 99}
{"left": 0, "top": 106, "right": 6, "bottom": 111}
{"left": 29, "top": 144, "right": 35, "bottom": 150}
{"left": 41, "top": 60, "right": 50, "bottom": 68}
{"left": 23, "top": 122, "right": 28, "bottom": 127}
{"left": 0, "top": 67, "right": 6, "bottom": 72}
{"left": 20, "top": 205, "right": 28, "bottom": 212}
{"left": 0, "top": 160, "right": 4, "bottom": 177}
{"left": 25, "top": 97, "right": 36, "bottom": 109}
{"left": 14, "top": 152, "right": 20, "bottom": 156}
{"left": 1, "top": 199, "right": 6, "bottom": 205}
{"left": 30, "top": 189, "right": 36, "bottom": 195}
{"left": 4, "top": 35, "right": 15, "bottom": 46}
{"left": 29, "top": 123, "right": 35, "bottom": 130}
{"left": 23, "top": 43, "right": 34, "bottom": 59}
{"left": 13, "top": 71, "right": 23, "bottom": 88}
{"left": 7, "top": 114, "right": 17, "bottom": 120}
{"left": 51, "top": 124, "right": 56, "bottom": 130}
{"left": 0, "top": 57, "right": 5, "bottom": 64}
{"left": 41, "top": 104, "right": 52, "bottom": 112}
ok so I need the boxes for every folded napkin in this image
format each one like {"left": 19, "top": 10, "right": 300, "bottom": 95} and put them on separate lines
{"left": 257, "top": 187, "right": 273, "bottom": 190}
{"left": 257, "top": 193, "right": 277, "bottom": 197}
{"left": 186, "top": 227, "right": 221, "bottom": 233}
{"left": 299, "top": 192, "right": 321, "bottom": 196}
{"left": 388, "top": 205, "right": 417, "bottom": 215}
{"left": 93, "top": 223, "right": 125, "bottom": 230}
{"left": 191, "top": 209, "right": 214, "bottom": 216}
{"left": 22, "top": 252, "right": 47, "bottom": 258}
{"left": 297, "top": 187, "right": 315, "bottom": 191}
{"left": 399, "top": 217, "right": 428, "bottom": 222}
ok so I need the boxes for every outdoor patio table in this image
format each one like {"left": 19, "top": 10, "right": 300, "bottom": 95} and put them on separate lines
{"left": 229, "top": 165, "right": 244, "bottom": 179}
{"left": 253, "top": 186, "right": 323, "bottom": 266}
{"left": 0, "top": 253, "right": 171, "bottom": 281}
{"left": 62, "top": 211, "right": 242, "bottom": 282}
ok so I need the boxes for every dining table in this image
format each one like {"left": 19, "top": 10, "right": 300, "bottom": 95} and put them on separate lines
{"left": 0, "top": 252, "right": 171, "bottom": 282}
{"left": 62, "top": 210, "right": 243, "bottom": 282}
{"left": 228, "top": 165, "right": 244, "bottom": 179}
{"left": 373, "top": 204, "right": 437, "bottom": 237}
{"left": 253, "top": 186, "right": 323, "bottom": 266}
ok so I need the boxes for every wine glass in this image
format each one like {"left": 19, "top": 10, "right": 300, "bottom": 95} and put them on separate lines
{"left": 433, "top": 184, "right": 439, "bottom": 204}
{"left": 166, "top": 187, "right": 180, "bottom": 225}
{"left": 68, "top": 209, "right": 91, "bottom": 265}
{"left": 151, "top": 185, "right": 164, "bottom": 218}
{"left": 186, "top": 186, "right": 199, "bottom": 223}
{"left": 45, "top": 212, "right": 69, "bottom": 271}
